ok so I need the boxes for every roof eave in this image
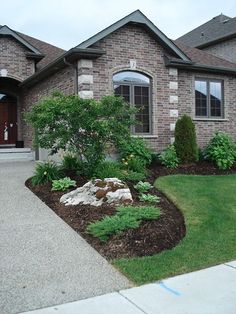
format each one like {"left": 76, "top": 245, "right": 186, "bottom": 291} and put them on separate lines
{"left": 166, "top": 58, "right": 236, "bottom": 76}
{"left": 20, "top": 48, "right": 104, "bottom": 88}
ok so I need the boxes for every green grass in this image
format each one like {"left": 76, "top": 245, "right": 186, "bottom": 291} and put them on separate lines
{"left": 113, "top": 174, "right": 236, "bottom": 284}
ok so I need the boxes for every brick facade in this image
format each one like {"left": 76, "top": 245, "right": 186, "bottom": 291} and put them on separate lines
{"left": 0, "top": 37, "right": 35, "bottom": 81}
{"left": 1, "top": 21, "right": 236, "bottom": 155}
{"left": 202, "top": 37, "right": 236, "bottom": 64}
{"left": 178, "top": 71, "right": 236, "bottom": 147}
{"left": 21, "top": 66, "right": 75, "bottom": 147}
{"left": 89, "top": 25, "right": 180, "bottom": 151}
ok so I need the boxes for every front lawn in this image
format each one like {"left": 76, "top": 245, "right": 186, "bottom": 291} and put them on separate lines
{"left": 113, "top": 174, "right": 236, "bottom": 284}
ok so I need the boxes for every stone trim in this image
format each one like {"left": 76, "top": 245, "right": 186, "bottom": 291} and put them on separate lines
{"left": 78, "top": 74, "right": 93, "bottom": 85}
{"left": 170, "top": 109, "right": 178, "bottom": 118}
{"left": 170, "top": 123, "right": 176, "bottom": 131}
{"left": 77, "top": 59, "right": 94, "bottom": 98}
{"left": 169, "top": 81, "right": 178, "bottom": 90}
{"left": 169, "top": 68, "right": 178, "bottom": 76}
{"left": 78, "top": 59, "right": 93, "bottom": 69}
{"left": 78, "top": 90, "right": 94, "bottom": 99}
{"left": 169, "top": 95, "right": 178, "bottom": 103}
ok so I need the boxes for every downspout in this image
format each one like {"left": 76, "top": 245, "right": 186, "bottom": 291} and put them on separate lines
{"left": 63, "top": 57, "right": 78, "bottom": 95}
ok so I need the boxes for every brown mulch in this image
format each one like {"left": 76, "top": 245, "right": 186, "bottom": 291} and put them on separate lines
{"left": 148, "top": 160, "right": 236, "bottom": 182}
{"left": 26, "top": 160, "right": 236, "bottom": 260}
{"left": 25, "top": 173, "right": 185, "bottom": 260}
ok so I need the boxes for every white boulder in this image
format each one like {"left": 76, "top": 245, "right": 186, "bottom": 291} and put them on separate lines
{"left": 60, "top": 178, "right": 133, "bottom": 207}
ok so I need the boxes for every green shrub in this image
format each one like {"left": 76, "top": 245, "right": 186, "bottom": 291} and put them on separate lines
{"left": 134, "top": 181, "right": 153, "bottom": 194}
{"left": 174, "top": 115, "right": 198, "bottom": 163}
{"left": 204, "top": 131, "right": 236, "bottom": 170}
{"left": 120, "top": 171, "right": 146, "bottom": 182}
{"left": 51, "top": 177, "right": 76, "bottom": 191}
{"left": 159, "top": 145, "right": 179, "bottom": 168}
{"left": 31, "top": 162, "right": 61, "bottom": 185}
{"left": 26, "top": 94, "right": 137, "bottom": 177}
{"left": 61, "top": 154, "right": 83, "bottom": 174}
{"left": 87, "top": 205, "right": 160, "bottom": 241}
{"left": 139, "top": 194, "right": 160, "bottom": 203}
{"left": 93, "top": 161, "right": 124, "bottom": 179}
{"left": 122, "top": 155, "right": 147, "bottom": 174}
{"left": 117, "top": 137, "right": 152, "bottom": 167}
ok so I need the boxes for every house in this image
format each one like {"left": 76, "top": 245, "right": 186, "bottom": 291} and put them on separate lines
{"left": 178, "top": 13, "right": 236, "bottom": 63}
{"left": 1, "top": 10, "right": 236, "bottom": 160}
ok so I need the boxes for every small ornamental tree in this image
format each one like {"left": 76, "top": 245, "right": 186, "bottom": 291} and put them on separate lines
{"left": 26, "top": 93, "right": 137, "bottom": 175}
{"left": 174, "top": 115, "right": 198, "bottom": 163}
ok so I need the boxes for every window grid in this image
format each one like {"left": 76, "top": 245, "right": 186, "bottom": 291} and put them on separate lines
{"left": 113, "top": 71, "right": 151, "bottom": 134}
{"left": 195, "top": 78, "right": 224, "bottom": 119}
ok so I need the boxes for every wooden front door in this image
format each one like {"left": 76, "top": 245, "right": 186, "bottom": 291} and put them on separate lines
{"left": 0, "top": 95, "right": 17, "bottom": 145}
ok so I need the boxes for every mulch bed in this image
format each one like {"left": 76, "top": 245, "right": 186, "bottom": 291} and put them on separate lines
{"left": 148, "top": 160, "right": 236, "bottom": 182}
{"left": 25, "top": 160, "right": 236, "bottom": 260}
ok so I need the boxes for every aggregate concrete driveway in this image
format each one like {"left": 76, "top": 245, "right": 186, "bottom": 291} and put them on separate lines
{"left": 0, "top": 162, "right": 131, "bottom": 314}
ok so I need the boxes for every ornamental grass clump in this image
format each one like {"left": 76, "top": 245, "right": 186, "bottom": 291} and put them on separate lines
{"left": 31, "top": 162, "right": 61, "bottom": 185}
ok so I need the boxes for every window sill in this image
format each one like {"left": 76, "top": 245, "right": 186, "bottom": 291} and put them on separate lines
{"left": 132, "top": 135, "right": 158, "bottom": 138}
{"left": 193, "top": 118, "right": 229, "bottom": 122}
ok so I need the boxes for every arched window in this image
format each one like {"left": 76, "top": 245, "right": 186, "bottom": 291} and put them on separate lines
{"left": 113, "top": 71, "right": 151, "bottom": 134}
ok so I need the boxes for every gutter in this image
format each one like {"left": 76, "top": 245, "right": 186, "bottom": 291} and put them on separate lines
{"left": 20, "top": 48, "right": 104, "bottom": 88}
{"left": 165, "top": 57, "right": 236, "bottom": 76}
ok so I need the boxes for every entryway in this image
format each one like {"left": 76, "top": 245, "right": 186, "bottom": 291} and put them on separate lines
{"left": 0, "top": 93, "right": 17, "bottom": 146}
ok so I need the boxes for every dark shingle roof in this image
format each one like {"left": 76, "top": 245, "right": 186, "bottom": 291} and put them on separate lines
{"left": 177, "top": 14, "right": 236, "bottom": 48}
{"left": 174, "top": 40, "right": 236, "bottom": 69}
{"left": 18, "top": 32, "right": 65, "bottom": 69}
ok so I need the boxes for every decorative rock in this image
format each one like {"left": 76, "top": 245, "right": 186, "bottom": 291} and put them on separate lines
{"left": 60, "top": 178, "right": 133, "bottom": 207}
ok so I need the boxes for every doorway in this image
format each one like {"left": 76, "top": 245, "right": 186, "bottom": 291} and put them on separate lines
{"left": 0, "top": 93, "right": 17, "bottom": 146}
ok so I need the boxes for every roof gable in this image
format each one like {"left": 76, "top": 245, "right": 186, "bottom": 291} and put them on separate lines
{"left": 76, "top": 10, "right": 190, "bottom": 61}
{"left": 0, "top": 25, "right": 43, "bottom": 56}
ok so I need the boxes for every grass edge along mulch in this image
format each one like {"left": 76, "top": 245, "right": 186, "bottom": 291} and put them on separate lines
{"left": 113, "top": 174, "right": 236, "bottom": 284}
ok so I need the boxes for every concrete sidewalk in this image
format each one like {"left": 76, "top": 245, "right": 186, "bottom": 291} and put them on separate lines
{"left": 20, "top": 261, "right": 236, "bottom": 314}
{"left": 0, "top": 162, "right": 131, "bottom": 314}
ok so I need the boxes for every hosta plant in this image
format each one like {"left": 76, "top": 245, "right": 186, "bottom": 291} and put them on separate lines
{"left": 134, "top": 181, "right": 153, "bottom": 194}
{"left": 51, "top": 177, "right": 76, "bottom": 191}
{"left": 139, "top": 193, "right": 160, "bottom": 204}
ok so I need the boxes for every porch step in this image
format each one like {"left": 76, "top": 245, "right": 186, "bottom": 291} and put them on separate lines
{"left": 0, "top": 148, "right": 34, "bottom": 161}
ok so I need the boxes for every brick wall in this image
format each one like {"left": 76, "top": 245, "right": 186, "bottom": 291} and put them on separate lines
{"left": 21, "top": 66, "right": 75, "bottom": 147}
{"left": 202, "top": 37, "right": 236, "bottom": 64}
{"left": 0, "top": 37, "right": 35, "bottom": 81}
{"left": 17, "top": 24, "right": 236, "bottom": 152}
{"left": 178, "top": 71, "right": 236, "bottom": 147}
{"left": 87, "top": 24, "right": 180, "bottom": 152}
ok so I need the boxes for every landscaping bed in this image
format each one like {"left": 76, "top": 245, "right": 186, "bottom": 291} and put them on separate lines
{"left": 114, "top": 173, "right": 236, "bottom": 284}
{"left": 148, "top": 160, "right": 236, "bottom": 182}
{"left": 26, "top": 176, "right": 186, "bottom": 259}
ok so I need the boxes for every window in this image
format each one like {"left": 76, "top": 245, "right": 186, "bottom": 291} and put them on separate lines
{"left": 195, "top": 79, "right": 223, "bottom": 118}
{"left": 113, "top": 71, "right": 151, "bottom": 134}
